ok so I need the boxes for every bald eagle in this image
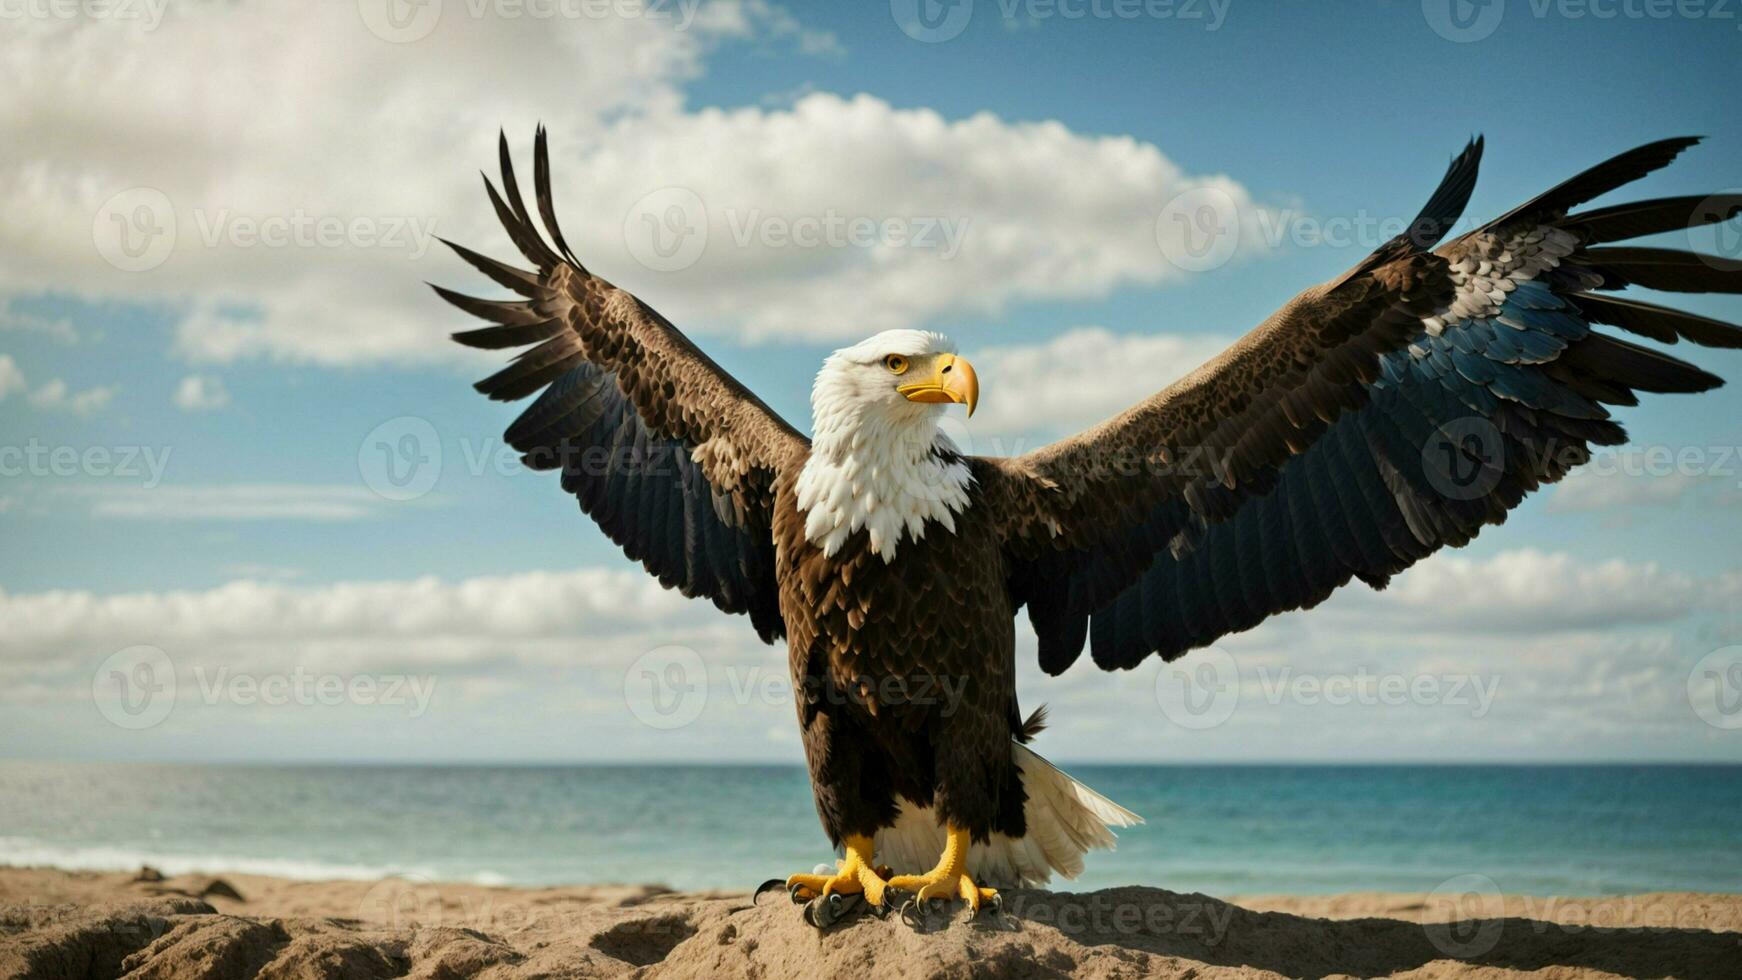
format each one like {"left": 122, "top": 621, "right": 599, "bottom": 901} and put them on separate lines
{"left": 439, "top": 130, "right": 1739, "bottom": 914}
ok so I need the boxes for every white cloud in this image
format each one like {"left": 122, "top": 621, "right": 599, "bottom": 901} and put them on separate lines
{"left": 0, "top": 567, "right": 737, "bottom": 703}
{"left": 173, "top": 374, "right": 230, "bottom": 412}
{"left": 0, "top": 301, "right": 78, "bottom": 343}
{"left": 699, "top": 0, "right": 845, "bottom": 56}
{"left": 958, "top": 326, "right": 1234, "bottom": 449}
{"left": 576, "top": 95, "right": 1267, "bottom": 343}
{"left": 83, "top": 483, "right": 395, "bottom": 521}
{"left": 26, "top": 378, "right": 116, "bottom": 415}
{"left": 0, "top": 2, "right": 1267, "bottom": 365}
{"left": 6, "top": 550, "right": 1728, "bottom": 762}
{"left": 0, "top": 567, "right": 695, "bottom": 660}
{"left": 1, "top": 349, "right": 115, "bottom": 413}
{"left": 1549, "top": 468, "right": 1701, "bottom": 513}
{"left": 1547, "top": 447, "right": 1742, "bottom": 515}
{"left": 1317, "top": 548, "right": 1741, "bottom": 634}
{"left": 0, "top": 355, "right": 24, "bottom": 400}
{"left": 3, "top": 548, "right": 1734, "bottom": 762}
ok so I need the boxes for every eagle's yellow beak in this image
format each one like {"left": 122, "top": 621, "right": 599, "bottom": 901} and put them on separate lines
{"left": 897, "top": 353, "right": 978, "bottom": 417}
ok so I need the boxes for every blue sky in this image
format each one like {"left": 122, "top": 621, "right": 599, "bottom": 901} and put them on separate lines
{"left": 2, "top": 0, "right": 1740, "bottom": 763}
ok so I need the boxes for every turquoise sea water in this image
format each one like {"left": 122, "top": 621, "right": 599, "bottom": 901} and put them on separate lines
{"left": 3, "top": 763, "right": 1739, "bottom": 896}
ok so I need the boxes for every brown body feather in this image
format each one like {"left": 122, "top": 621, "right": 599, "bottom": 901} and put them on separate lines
{"left": 775, "top": 459, "right": 1028, "bottom": 843}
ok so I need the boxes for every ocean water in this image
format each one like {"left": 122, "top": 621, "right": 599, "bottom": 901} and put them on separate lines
{"left": 2, "top": 763, "right": 1739, "bottom": 896}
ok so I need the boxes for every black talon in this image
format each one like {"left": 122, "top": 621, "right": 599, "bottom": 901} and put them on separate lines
{"left": 801, "top": 891, "right": 858, "bottom": 931}
{"left": 753, "top": 878, "right": 787, "bottom": 905}
{"left": 898, "top": 898, "right": 923, "bottom": 929}
{"left": 787, "top": 883, "right": 809, "bottom": 905}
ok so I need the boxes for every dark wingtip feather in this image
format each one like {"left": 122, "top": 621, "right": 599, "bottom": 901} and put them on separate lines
{"left": 436, "top": 236, "right": 541, "bottom": 296}
{"left": 1568, "top": 292, "right": 1742, "bottom": 349}
{"left": 495, "top": 130, "right": 559, "bottom": 267}
{"left": 532, "top": 124, "right": 581, "bottom": 267}
{"left": 1576, "top": 246, "right": 1742, "bottom": 294}
{"left": 1483, "top": 136, "right": 1704, "bottom": 232}
{"left": 1408, "top": 134, "right": 1484, "bottom": 248}
{"left": 1331, "top": 136, "right": 1483, "bottom": 287}
{"left": 1563, "top": 332, "right": 1725, "bottom": 395}
{"left": 1561, "top": 193, "right": 1742, "bottom": 245}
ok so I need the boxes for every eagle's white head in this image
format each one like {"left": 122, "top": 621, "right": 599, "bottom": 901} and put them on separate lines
{"left": 795, "top": 329, "right": 980, "bottom": 561}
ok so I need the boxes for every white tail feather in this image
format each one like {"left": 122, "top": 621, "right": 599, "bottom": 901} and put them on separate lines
{"left": 871, "top": 742, "right": 1142, "bottom": 888}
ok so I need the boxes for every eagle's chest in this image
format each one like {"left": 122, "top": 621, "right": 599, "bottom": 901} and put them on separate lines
{"left": 771, "top": 473, "right": 1012, "bottom": 701}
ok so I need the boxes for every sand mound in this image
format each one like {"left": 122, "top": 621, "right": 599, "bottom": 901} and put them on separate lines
{"left": 2, "top": 868, "right": 1738, "bottom": 978}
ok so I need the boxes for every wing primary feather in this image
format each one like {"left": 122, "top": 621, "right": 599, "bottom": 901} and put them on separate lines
{"left": 1572, "top": 246, "right": 1742, "bottom": 294}
{"left": 429, "top": 284, "right": 548, "bottom": 325}
{"left": 533, "top": 124, "right": 583, "bottom": 268}
{"left": 482, "top": 173, "right": 557, "bottom": 270}
{"left": 1479, "top": 136, "right": 1703, "bottom": 232}
{"left": 1406, "top": 134, "right": 1484, "bottom": 248}
{"left": 1561, "top": 194, "right": 1742, "bottom": 244}
{"left": 437, "top": 237, "right": 541, "bottom": 295}
{"left": 1558, "top": 333, "right": 1724, "bottom": 394}
{"left": 1332, "top": 136, "right": 1482, "bottom": 287}
{"left": 495, "top": 129, "right": 560, "bottom": 268}
{"left": 1567, "top": 293, "right": 1742, "bottom": 348}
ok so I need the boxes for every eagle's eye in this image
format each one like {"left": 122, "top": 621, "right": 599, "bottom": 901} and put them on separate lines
{"left": 883, "top": 354, "right": 909, "bottom": 374}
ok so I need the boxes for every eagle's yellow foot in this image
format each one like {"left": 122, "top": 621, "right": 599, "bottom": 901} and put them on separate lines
{"left": 785, "top": 834, "right": 889, "bottom": 907}
{"left": 886, "top": 825, "right": 1000, "bottom": 912}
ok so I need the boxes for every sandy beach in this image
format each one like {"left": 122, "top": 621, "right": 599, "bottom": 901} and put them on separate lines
{"left": 3, "top": 867, "right": 1738, "bottom": 979}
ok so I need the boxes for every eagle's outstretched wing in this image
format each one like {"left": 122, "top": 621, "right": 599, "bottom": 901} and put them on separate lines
{"left": 988, "top": 137, "right": 1741, "bottom": 674}
{"left": 438, "top": 129, "right": 808, "bottom": 642}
